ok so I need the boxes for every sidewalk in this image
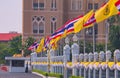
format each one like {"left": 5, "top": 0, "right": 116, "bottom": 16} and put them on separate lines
{"left": 32, "top": 72, "right": 56, "bottom": 78}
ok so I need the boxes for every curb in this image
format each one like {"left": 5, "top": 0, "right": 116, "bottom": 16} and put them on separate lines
{"left": 32, "top": 72, "right": 56, "bottom": 78}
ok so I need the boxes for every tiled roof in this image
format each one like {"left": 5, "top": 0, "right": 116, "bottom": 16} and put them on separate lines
{"left": 0, "top": 33, "right": 21, "bottom": 41}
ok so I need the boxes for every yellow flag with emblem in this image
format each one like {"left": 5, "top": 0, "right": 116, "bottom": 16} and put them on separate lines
{"left": 74, "top": 10, "right": 94, "bottom": 33}
{"left": 95, "top": 0, "right": 118, "bottom": 23}
{"left": 51, "top": 36, "right": 61, "bottom": 50}
{"left": 36, "top": 37, "right": 45, "bottom": 53}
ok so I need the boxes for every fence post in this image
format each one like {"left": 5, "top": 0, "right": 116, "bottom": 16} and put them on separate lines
{"left": 84, "top": 53, "right": 89, "bottom": 78}
{"left": 79, "top": 54, "right": 84, "bottom": 77}
{"left": 93, "top": 52, "right": 98, "bottom": 78}
{"left": 63, "top": 37, "right": 70, "bottom": 78}
{"left": 88, "top": 53, "right": 94, "bottom": 78}
{"left": 114, "top": 49, "right": 120, "bottom": 78}
{"left": 71, "top": 34, "right": 79, "bottom": 76}
{"left": 106, "top": 50, "right": 111, "bottom": 78}
{"left": 99, "top": 51, "right": 105, "bottom": 78}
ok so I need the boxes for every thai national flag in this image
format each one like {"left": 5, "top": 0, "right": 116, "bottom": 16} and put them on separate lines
{"left": 44, "top": 36, "right": 50, "bottom": 49}
{"left": 115, "top": 0, "right": 120, "bottom": 12}
{"left": 50, "top": 15, "right": 82, "bottom": 40}
{"left": 28, "top": 42, "right": 39, "bottom": 50}
{"left": 83, "top": 13, "right": 96, "bottom": 27}
{"left": 50, "top": 27, "right": 65, "bottom": 39}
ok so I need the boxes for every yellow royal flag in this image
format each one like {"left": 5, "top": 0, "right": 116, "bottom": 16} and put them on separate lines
{"left": 95, "top": 0, "right": 118, "bottom": 23}
{"left": 36, "top": 37, "right": 45, "bottom": 53}
{"left": 52, "top": 42, "right": 58, "bottom": 50}
{"left": 51, "top": 36, "right": 61, "bottom": 50}
{"left": 74, "top": 10, "right": 94, "bottom": 33}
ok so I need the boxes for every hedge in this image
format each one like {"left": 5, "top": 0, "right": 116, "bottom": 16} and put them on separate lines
{"left": 32, "top": 69, "right": 63, "bottom": 78}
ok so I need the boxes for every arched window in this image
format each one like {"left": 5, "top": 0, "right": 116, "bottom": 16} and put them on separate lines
{"left": 51, "top": 17, "right": 57, "bottom": 34}
{"left": 33, "top": 22, "right": 38, "bottom": 33}
{"left": 39, "top": 22, "right": 44, "bottom": 33}
{"left": 32, "top": 16, "right": 45, "bottom": 34}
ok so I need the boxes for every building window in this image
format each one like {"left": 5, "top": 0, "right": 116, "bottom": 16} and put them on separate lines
{"left": 87, "top": 27, "right": 93, "bottom": 35}
{"left": 33, "top": 0, "right": 39, "bottom": 10}
{"left": 51, "top": 17, "right": 57, "bottom": 34}
{"left": 12, "top": 60, "right": 24, "bottom": 67}
{"left": 94, "top": 3, "right": 98, "bottom": 10}
{"left": 79, "top": 0, "right": 83, "bottom": 10}
{"left": 71, "top": 0, "right": 79, "bottom": 10}
{"left": 33, "top": 3, "right": 38, "bottom": 10}
{"left": 39, "top": 22, "right": 44, "bottom": 33}
{"left": 86, "top": 24, "right": 98, "bottom": 35}
{"left": 32, "top": 16, "right": 45, "bottom": 34}
{"left": 71, "top": 0, "right": 82, "bottom": 10}
{"left": 33, "top": 22, "right": 38, "bottom": 34}
{"left": 94, "top": 24, "right": 98, "bottom": 35}
{"left": 51, "top": 0, "right": 56, "bottom": 10}
{"left": 39, "top": 3, "right": 44, "bottom": 10}
{"left": 32, "top": 0, "right": 45, "bottom": 10}
{"left": 88, "top": 3, "right": 93, "bottom": 10}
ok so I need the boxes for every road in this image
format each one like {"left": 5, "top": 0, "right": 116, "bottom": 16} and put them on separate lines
{"left": 0, "top": 71, "right": 43, "bottom": 78}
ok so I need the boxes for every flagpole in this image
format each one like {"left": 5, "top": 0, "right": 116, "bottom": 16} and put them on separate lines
{"left": 92, "top": 0, "right": 97, "bottom": 78}
{"left": 105, "top": 21, "right": 109, "bottom": 52}
{"left": 47, "top": 45, "right": 51, "bottom": 73}
{"left": 92, "top": 0, "right": 95, "bottom": 53}
{"left": 105, "top": 0, "right": 109, "bottom": 52}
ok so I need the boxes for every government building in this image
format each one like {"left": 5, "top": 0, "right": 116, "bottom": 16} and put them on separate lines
{"left": 22, "top": 1, "right": 120, "bottom": 78}
{"left": 22, "top": 0, "right": 108, "bottom": 43}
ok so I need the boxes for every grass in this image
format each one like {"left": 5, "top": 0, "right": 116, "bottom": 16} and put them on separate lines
{"left": 32, "top": 69, "right": 63, "bottom": 78}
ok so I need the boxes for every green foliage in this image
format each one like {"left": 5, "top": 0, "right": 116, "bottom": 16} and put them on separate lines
{"left": 24, "top": 36, "right": 36, "bottom": 56}
{"left": 0, "top": 36, "right": 36, "bottom": 64}
{"left": 79, "top": 41, "right": 93, "bottom": 53}
{"left": 79, "top": 41, "right": 105, "bottom": 53}
{"left": 32, "top": 69, "right": 63, "bottom": 78}
{"left": 96, "top": 43, "right": 105, "bottom": 52}
{"left": 9, "top": 35, "right": 22, "bottom": 55}
{"left": 109, "top": 25, "right": 120, "bottom": 49}
{"left": 0, "top": 43, "right": 10, "bottom": 64}
{"left": 70, "top": 76, "right": 83, "bottom": 78}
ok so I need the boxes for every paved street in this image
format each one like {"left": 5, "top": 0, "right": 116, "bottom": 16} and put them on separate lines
{"left": 0, "top": 71, "right": 43, "bottom": 78}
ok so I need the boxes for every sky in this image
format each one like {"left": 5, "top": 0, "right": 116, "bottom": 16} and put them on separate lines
{"left": 0, "top": 0, "right": 22, "bottom": 33}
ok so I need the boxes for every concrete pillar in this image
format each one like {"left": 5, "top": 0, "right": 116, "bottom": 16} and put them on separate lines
{"left": 63, "top": 37, "right": 70, "bottom": 78}
{"left": 79, "top": 53, "right": 84, "bottom": 77}
{"left": 93, "top": 52, "right": 98, "bottom": 78}
{"left": 88, "top": 53, "right": 94, "bottom": 78}
{"left": 50, "top": 49, "right": 54, "bottom": 73}
{"left": 114, "top": 49, "right": 120, "bottom": 78}
{"left": 106, "top": 50, "right": 111, "bottom": 78}
{"left": 99, "top": 51, "right": 105, "bottom": 78}
{"left": 84, "top": 53, "right": 89, "bottom": 78}
{"left": 71, "top": 34, "right": 79, "bottom": 76}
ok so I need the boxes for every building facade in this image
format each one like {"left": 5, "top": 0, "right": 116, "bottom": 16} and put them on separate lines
{"left": 23, "top": 0, "right": 107, "bottom": 43}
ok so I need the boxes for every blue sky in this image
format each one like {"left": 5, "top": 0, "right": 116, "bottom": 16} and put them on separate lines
{"left": 0, "top": 0, "right": 22, "bottom": 33}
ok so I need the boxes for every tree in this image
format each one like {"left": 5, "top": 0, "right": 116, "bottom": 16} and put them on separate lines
{"left": 109, "top": 25, "right": 120, "bottom": 49}
{"left": 0, "top": 43, "right": 10, "bottom": 64}
{"left": 24, "top": 36, "right": 36, "bottom": 56}
{"left": 8, "top": 35, "right": 22, "bottom": 55}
